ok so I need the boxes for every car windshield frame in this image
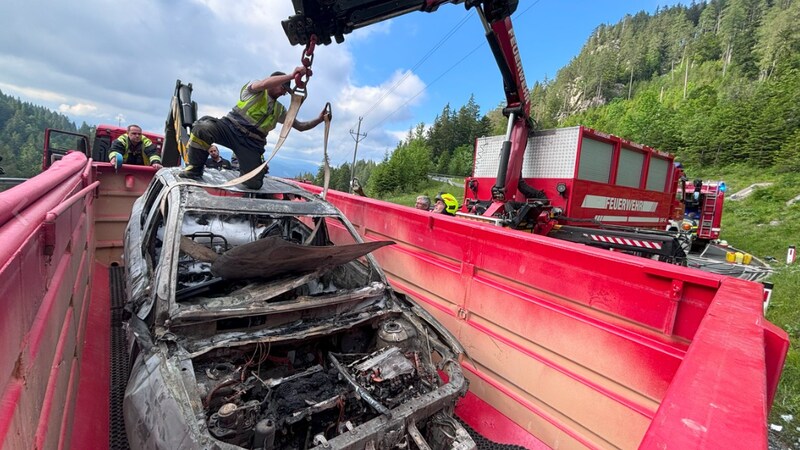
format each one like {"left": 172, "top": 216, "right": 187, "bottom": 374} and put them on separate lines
{"left": 152, "top": 178, "right": 388, "bottom": 328}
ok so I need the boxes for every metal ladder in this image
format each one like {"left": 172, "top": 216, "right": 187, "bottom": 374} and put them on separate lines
{"left": 698, "top": 184, "right": 719, "bottom": 239}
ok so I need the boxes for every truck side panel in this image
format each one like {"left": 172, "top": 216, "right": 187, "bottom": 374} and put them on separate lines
{"left": 0, "top": 152, "right": 189, "bottom": 450}
{"left": 641, "top": 278, "right": 786, "bottom": 448}
{"left": 303, "top": 184, "right": 786, "bottom": 449}
{"left": 0, "top": 153, "right": 92, "bottom": 450}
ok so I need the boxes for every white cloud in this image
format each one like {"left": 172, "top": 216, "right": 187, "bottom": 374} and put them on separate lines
{"left": 345, "top": 21, "right": 393, "bottom": 43}
{"left": 0, "top": 0, "right": 458, "bottom": 168}
{"left": 0, "top": 81, "right": 68, "bottom": 103}
{"left": 59, "top": 103, "right": 99, "bottom": 116}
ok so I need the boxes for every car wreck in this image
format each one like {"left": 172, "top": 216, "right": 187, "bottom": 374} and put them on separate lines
{"left": 122, "top": 169, "right": 474, "bottom": 449}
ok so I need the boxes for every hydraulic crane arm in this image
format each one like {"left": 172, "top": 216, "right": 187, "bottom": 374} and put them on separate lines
{"left": 282, "top": 0, "right": 531, "bottom": 206}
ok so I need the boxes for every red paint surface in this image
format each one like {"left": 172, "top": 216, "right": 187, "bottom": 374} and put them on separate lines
{"left": 34, "top": 308, "right": 73, "bottom": 449}
{"left": 302, "top": 182, "right": 789, "bottom": 449}
{"left": 640, "top": 279, "right": 785, "bottom": 449}
{"left": 0, "top": 380, "right": 23, "bottom": 446}
{"left": 456, "top": 390, "right": 549, "bottom": 449}
{"left": 0, "top": 153, "right": 108, "bottom": 448}
{"left": 58, "top": 358, "right": 79, "bottom": 450}
{"left": 69, "top": 262, "right": 111, "bottom": 450}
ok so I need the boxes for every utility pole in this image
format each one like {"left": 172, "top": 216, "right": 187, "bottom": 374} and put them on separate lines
{"left": 349, "top": 117, "right": 367, "bottom": 193}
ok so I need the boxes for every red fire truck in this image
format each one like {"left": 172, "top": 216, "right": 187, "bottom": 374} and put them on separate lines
{"left": 458, "top": 126, "right": 727, "bottom": 263}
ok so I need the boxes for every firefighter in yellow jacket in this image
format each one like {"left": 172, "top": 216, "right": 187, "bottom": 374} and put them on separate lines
{"left": 108, "top": 124, "right": 163, "bottom": 169}
{"left": 179, "top": 67, "right": 329, "bottom": 189}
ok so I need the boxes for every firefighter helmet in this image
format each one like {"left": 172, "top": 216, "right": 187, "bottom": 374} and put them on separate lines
{"left": 435, "top": 193, "right": 459, "bottom": 215}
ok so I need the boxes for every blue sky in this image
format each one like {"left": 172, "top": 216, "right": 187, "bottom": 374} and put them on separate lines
{"left": 0, "top": 0, "right": 683, "bottom": 176}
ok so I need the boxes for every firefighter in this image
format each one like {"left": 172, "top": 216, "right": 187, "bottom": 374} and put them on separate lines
{"left": 433, "top": 193, "right": 459, "bottom": 216}
{"left": 109, "top": 124, "right": 162, "bottom": 169}
{"left": 415, "top": 195, "right": 431, "bottom": 211}
{"left": 205, "top": 144, "right": 232, "bottom": 170}
{"left": 179, "top": 67, "right": 330, "bottom": 189}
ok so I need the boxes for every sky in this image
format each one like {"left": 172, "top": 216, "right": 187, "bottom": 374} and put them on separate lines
{"left": 0, "top": 0, "right": 683, "bottom": 176}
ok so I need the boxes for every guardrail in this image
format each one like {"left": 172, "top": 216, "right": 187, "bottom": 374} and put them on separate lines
{"left": 427, "top": 173, "right": 464, "bottom": 187}
{"left": 0, "top": 177, "right": 28, "bottom": 191}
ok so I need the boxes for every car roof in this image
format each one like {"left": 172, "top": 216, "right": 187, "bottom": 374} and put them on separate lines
{"left": 158, "top": 168, "right": 340, "bottom": 216}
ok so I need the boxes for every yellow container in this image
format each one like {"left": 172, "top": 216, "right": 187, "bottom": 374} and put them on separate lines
{"left": 726, "top": 251, "right": 736, "bottom": 263}
{"left": 734, "top": 252, "right": 744, "bottom": 264}
{"left": 743, "top": 253, "right": 752, "bottom": 265}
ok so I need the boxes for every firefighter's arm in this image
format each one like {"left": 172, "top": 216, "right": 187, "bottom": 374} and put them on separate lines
{"left": 144, "top": 142, "right": 163, "bottom": 169}
{"left": 108, "top": 138, "right": 125, "bottom": 168}
{"left": 249, "top": 67, "right": 307, "bottom": 92}
{"left": 285, "top": 107, "right": 331, "bottom": 131}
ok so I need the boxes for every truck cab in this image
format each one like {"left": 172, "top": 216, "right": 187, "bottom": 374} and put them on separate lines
{"left": 42, "top": 124, "right": 165, "bottom": 171}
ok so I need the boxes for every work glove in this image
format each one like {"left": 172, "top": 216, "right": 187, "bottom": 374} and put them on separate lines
{"left": 111, "top": 153, "right": 123, "bottom": 169}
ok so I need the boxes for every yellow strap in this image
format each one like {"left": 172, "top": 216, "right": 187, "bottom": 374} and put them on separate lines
{"left": 320, "top": 102, "right": 332, "bottom": 200}
{"left": 218, "top": 89, "right": 306, "bottom": 188}
{"left": 303, "top": 103, "right": 332, "bottom": 245}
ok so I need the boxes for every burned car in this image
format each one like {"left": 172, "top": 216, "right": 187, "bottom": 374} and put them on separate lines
{"left": 122, "top": 169, "right": 474, "bottom": 450}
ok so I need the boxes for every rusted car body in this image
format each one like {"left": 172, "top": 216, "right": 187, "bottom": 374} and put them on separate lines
{"left": 122, "top": 169, "right": 473, "bottom": 449}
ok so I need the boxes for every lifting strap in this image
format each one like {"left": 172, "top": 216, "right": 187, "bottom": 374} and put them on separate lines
{"left": 218, "top": 87, "right": 306, "bottom": 188}
{"left": 320, "top": 102, "right": 332, "bottom": 199}
{"left": 303, "top": 102, "right": 332, "bottom": 245}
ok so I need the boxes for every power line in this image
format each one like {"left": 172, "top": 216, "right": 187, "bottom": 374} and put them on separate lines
{"left": 349, "top": 117, "right": 367, "bottom": 193}
{"left": 363, "top": 0, "right": 543, "bottom": 135}
{"left": 360, "top": 9, "right": 475, "bottom": 119}
{"left": 366, "top": 41, "right": 484, "bottom": 135}
{"left": 517, "top": 0, "right": 542, "bottom": 18}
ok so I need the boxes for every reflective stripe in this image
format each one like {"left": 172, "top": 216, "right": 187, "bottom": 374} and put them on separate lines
{"left": 589, "top": 234, "right": 663, "bottom": 250}
{"left": 115, "top": 134, "right": 156, "bottom": 165}
{"left": 188, "top": 134, "right": 211, "bottom": 149}
{"left": 231, "top": 82, "right": 285, "bottom": 136}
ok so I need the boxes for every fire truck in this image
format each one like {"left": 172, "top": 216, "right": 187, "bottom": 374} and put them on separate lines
{"left": 459, "top": 127, "right": 729, "bottom": 263}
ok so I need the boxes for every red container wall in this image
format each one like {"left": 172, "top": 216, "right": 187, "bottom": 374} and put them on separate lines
{"left": 303, "top": 184, "right": 787, "bottom": 449}
{"left": 0, "top": 153, "right": 94, "bottom": 450}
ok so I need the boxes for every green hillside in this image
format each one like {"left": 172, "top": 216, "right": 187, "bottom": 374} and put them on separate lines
{"left": 0, "top": 90, "right": 97, "bottom": 178}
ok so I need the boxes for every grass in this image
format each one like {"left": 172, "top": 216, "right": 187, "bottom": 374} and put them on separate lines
{"left": 376, "top": 167, "right": 800, "bottom": 447}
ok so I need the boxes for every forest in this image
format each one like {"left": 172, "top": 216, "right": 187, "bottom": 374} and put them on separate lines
{"left": 0, "top": 93, "right": 95, "bottom": 178}
{"left": 2, "top": 0, "right": 800, "bottom": 190}
{"left": 302, "top": 0, "right": 800, "bottom": 195}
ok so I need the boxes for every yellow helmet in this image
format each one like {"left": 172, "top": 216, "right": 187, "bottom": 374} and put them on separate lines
{"left": 435, "top": 193, "right": 459, "bottom": 215}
